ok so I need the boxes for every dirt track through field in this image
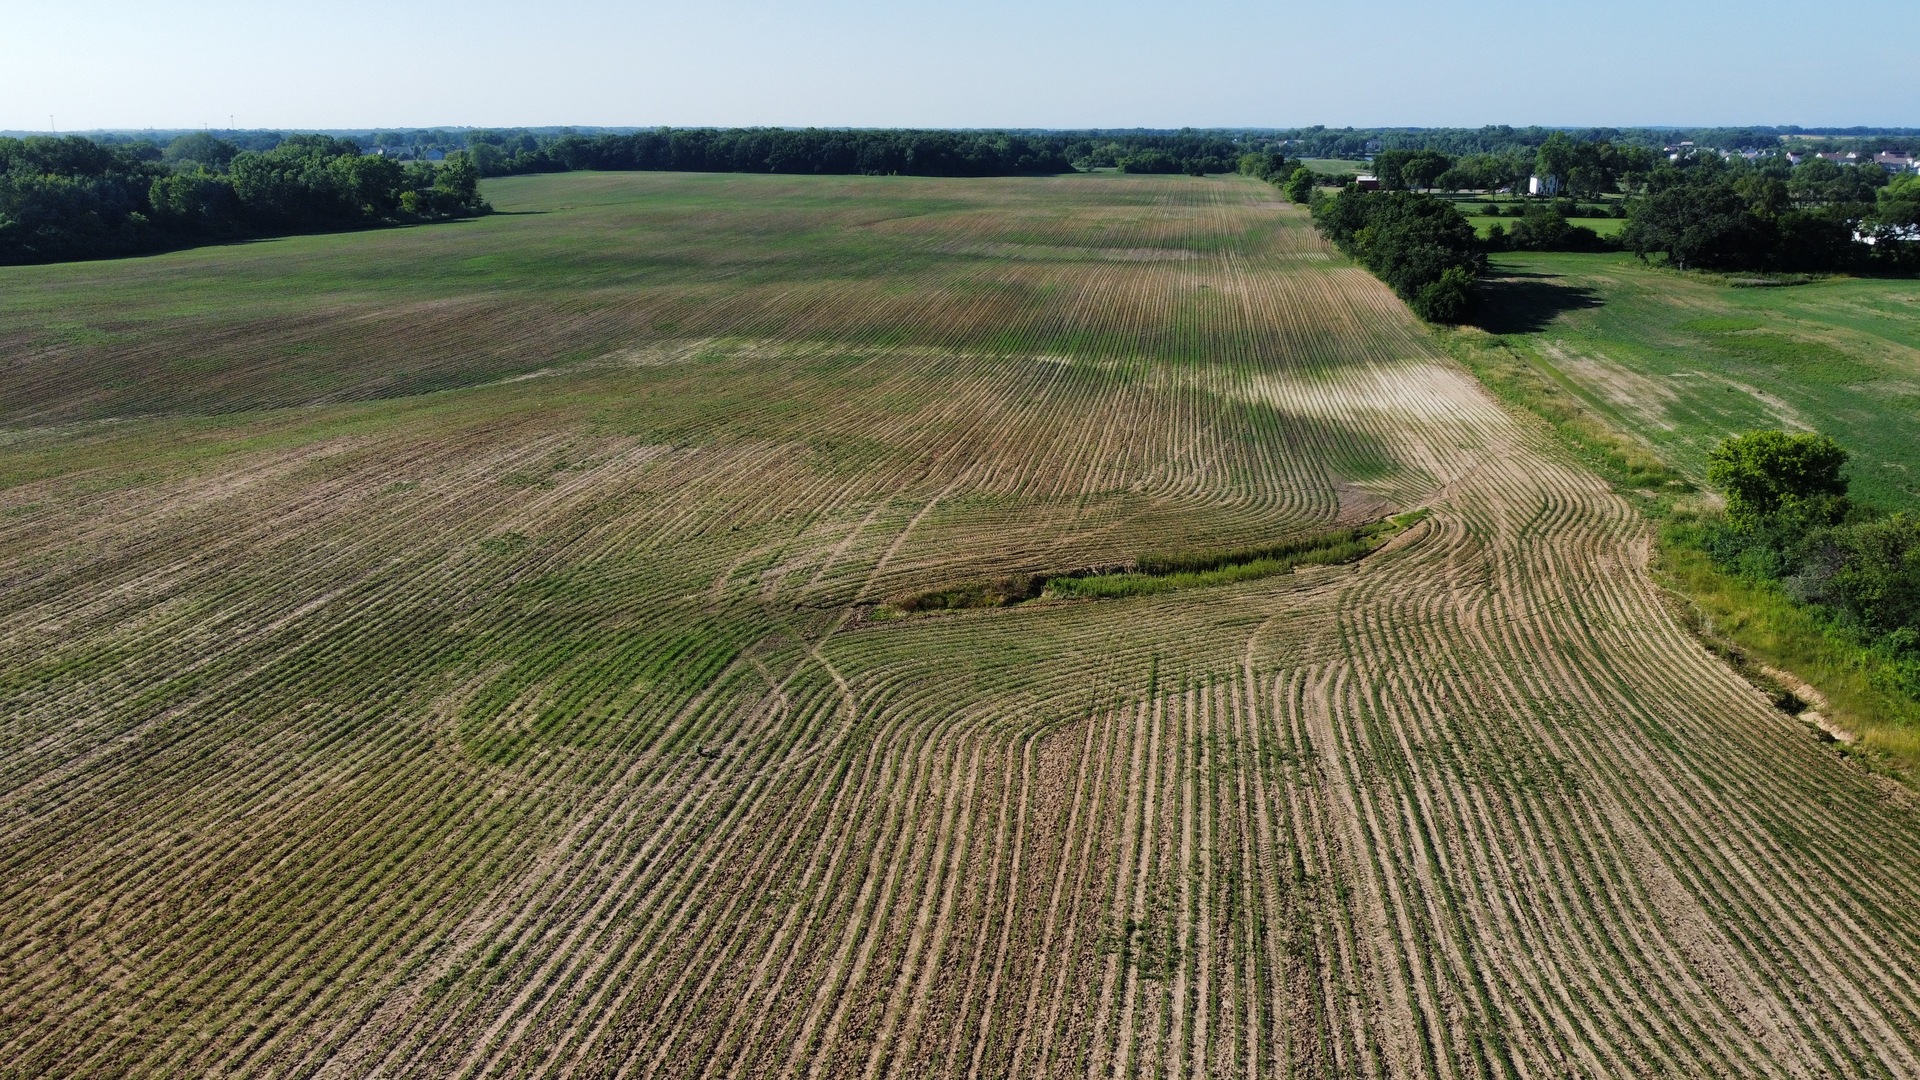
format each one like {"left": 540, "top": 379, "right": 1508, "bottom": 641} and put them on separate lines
{"left": 3, "top": 173, "right": 1920, "bottom": 1077}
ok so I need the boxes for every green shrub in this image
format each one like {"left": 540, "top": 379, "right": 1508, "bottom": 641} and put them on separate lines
{"left": 1411, "top": 266, "right": 1475, "bottom": 324}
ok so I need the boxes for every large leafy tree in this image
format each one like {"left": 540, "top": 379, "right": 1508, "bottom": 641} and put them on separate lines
{"left": 1402, "top": 150, "right": 1452, "bottom": 192}
{"left": 1878, "top": 174, "right": 1920, "bottom": 228}
{"left": 1370, "top": 149, "right": 1414, "bottom": 190}
{"left": 1706, "top": 430, "right": 1850, "bottom": 526}
{"left": 1282, "top": 167, "right": 1315, "bottom": 204}
{"left": 1621, "top": 168, "right": 1767, "bottom": 270}
{"left": 1534, "top": 132, "right": 1576, "bottom": 191}
{"left": 162, "top": 133, "right": 238, "bottom": 170}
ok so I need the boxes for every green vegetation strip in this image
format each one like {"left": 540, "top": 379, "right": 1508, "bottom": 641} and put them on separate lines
{"left": 886, "top": 511, "right": 1427, "bottom": 614}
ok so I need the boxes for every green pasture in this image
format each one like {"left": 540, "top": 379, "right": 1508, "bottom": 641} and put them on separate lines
{"left": 1473, "top": 252, "right": 1920, "bottom": 512}
{"left": 1300, "top": 158, "right": 1369, "bottom": 175}
{"left": 1465, "top": 216, "right": 1626, "bottom": 240}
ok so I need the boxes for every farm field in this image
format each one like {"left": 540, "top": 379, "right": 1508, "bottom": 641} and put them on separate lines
{"left": 6, "top": 171, "right": 1920, "bottom": 1078}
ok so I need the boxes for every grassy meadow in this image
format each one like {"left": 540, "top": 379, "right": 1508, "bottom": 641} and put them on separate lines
{"left": 1299, "top": 157, "right": 1370, "bottom": 174}
{"left": 8, "top": 171, "right": 1920, "bottom": 1078}
{"left": 1463, "top": 214, "right": 1627, "bottom": 240}
{"left": 1468, "top": 251, "right": 1920, "bottom": 510}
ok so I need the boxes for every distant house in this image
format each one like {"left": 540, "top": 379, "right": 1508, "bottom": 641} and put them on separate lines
{"left": 1876, "top": 152, "right": 1918, "bottom": 174}
{"left": 1527, "top": 174, "right": 1561, "bottom": 197}
{"left": 1355, "top": 174, "right": 1381, "bottom": 191}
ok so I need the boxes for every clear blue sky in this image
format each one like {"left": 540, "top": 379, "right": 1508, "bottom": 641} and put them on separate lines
{"left": 6, "top": 0, "right": 1915, "bottom": 131}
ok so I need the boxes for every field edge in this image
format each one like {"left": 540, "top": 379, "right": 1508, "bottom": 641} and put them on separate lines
{"left": 1438, "top": 322, "right": 1920, "bottom": 784}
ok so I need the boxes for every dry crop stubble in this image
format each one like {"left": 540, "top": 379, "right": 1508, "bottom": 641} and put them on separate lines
{"left": 3, "top": 172, "right": 1920, "bottom": 1077}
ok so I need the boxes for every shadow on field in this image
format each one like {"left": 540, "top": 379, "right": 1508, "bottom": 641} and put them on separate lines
{"left": 1471, "top": 271, "right": 1602, "bottom": 335}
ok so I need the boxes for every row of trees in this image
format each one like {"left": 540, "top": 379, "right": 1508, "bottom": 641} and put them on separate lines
{"left": 463, "top": 128, "right": 1296, "bottom": 180}
{"left": 1706, "top": 431, "right": 1920, "bottom": 697}
{"left": 1309, "top": 188, "right": 1483, "bottom": 323}
{"left": 1268, "top": 125, "right": 1920, "bottom": 160}
{"left": 0, "top": 134, "right": 486, "bottom": 265}
{"left": 1071, "top": 131, "right": 1248, "bottom": 175}
{"left": 465, "top": 129, "right": 1076, "bottom": 179}
{"left": 1622, "top": 155, "right": 1919, "bottom": 272}
{"left": 1365, "top": 135, "right": 1657, "bottom": 198}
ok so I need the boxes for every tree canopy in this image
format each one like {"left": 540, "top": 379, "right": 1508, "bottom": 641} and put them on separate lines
{"left": 1310, "top": 188, "right": 1484, "bottom": 323}
{"left": 0, "top": 135, "right": 488, "bottom": 265}
{"left": 1621, "top": 153, "right": 1911, "bottom": 273}
{"left": 1706, "top": 430, "right": 1851, "bottom": 525}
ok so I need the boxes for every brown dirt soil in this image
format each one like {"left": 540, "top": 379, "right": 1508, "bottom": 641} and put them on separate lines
{"left": 3, "top": 172, "right": 1920, "bottom": 1078}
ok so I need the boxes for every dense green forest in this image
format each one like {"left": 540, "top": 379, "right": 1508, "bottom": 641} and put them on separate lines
{"left": 42, "top": 122, "right": 1920, "bottom": 174}
{"left": 0, "top": 134, "right": 487, "bottom": 264}
{"left": 0, "top": 129, "right": 1270, "bottom": 264}
{"left": 448, "top": 124, "right": 1920, "bottom": 178}
{"left": 457, "top": 126, "right": 1920, "bottom": 181}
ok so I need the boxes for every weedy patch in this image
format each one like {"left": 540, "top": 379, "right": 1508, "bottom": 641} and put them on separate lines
{"left": 1048, "top": 513, "right": 1424, "bottom": 599}
{"left": 881, "top": 511, "right": 1426, "bottom": 613}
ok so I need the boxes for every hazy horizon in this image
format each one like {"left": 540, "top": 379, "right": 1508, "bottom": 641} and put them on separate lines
{"left": 7, "top": 0, "right": 1915, "bottom": 133}
{"left": 10, "top": 123, "right": 1920, "bottom": 140}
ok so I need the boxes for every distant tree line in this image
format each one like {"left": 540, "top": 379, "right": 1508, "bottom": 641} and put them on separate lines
{"left": 1622, "top": 155, "right": 1918, "bottom": 273}
{"left": 1325, "top": 130, "right": 1920, "bottom": 272}
{"left": 464, "top": 129, "right": 1078, "bottom": 178}
{"left": 0, "top": 134, "right": 487, "bottom": 265}
{"left": 1355, "top": 134, "right": 1656, "bottom": 199}
{"left": 57, "top": 123, "right": 1920, "bottom": 172}
{"left": 1071, "top": 132, "right": 1251, "bottom": 175}
{"left": 1266, "top": 124, "right": 1920, "bottom": 160}
{"left": 1706, "top": 431, "right": 1920, "bottom": 701}
{"left": 460, "top": 128, "right": 1299, "bottom": 179}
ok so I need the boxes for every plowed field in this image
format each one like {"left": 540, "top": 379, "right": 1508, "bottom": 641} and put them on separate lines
{"left": 4, "top": 172, "right": 1919, "bottom": 1078}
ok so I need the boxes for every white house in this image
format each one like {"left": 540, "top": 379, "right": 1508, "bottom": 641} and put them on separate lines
{"left": 1528, "top": 174, "right": 1562, "bottom": 197}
